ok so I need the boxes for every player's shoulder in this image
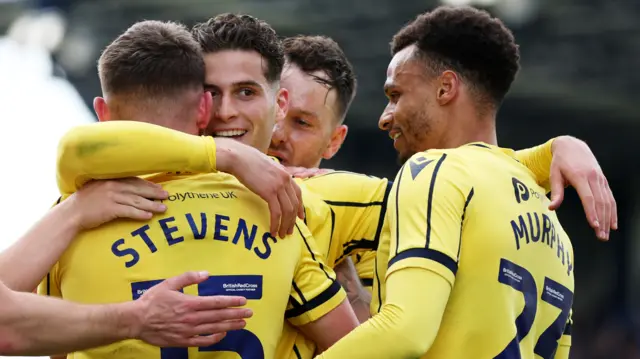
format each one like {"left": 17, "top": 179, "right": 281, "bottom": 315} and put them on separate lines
{"left": 296, "top": 179, "right": 326, "bottom": 203}
{"left": 303, "top": 170, "right": 390, "bottom": 203}
{"left": 295, "top": 179, "right": 332, "bottom": 219}
{"left": 453, "top": 143, "right": 525, "bottom": 166}
{"left": 413, "top": 143, "right": 498, "bottom": 159}
{"left": 403, "top": 147, "right": 470, "bottom": 181}
{"left": 303, "top": 170, "right": 387, "bottom": 187}
{"left": 407, "top": 143, "right": 522, "bottom": 174}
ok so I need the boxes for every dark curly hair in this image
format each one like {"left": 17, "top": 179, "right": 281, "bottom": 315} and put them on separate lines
{"left": 391, "top": 6, "right": 520, "bottom": 106}
{"left": 191, "top": 13, "right": 284, "bottom": 83}
{"left": 283, "top": 35, "right": 357, "bottom": 122}
{"left": 99, "top": 20, "right": 204, "bottom": 97}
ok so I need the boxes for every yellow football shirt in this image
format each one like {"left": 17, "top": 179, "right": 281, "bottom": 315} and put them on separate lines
{"left": 54, "top": 122, "right": 384, "bottom": 268}
{"left": 276, "top": 173, "right": 391, "bottom": 359}
{"left": 40, "top": 178, "right": 346, "bottom": 357}
{"left": 54, "top": 122, "right": 560, "bottom": 359}
{"left": 51, "top": 122, "right": 379, "bottom": 359}
{"left": 318, "top": 143, "right": 573, "bottom": 359}
{"left": 301, "top": 171, "right": 391, "bottom": 276}
{"left": 368, "top": 139, "right": 557, "bottom": 314}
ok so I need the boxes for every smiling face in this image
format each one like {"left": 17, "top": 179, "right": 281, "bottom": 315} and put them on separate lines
{"left": 268, "top": 64, "right": 347, "bottom": 168}
{"left": 378, "top": 46, "right": 444, "bottom": 163}
{"left": 203, "top": 49, "right": 287, "bottom": 153}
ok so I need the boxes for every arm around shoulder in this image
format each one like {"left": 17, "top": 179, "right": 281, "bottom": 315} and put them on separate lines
{"left": 56, "top": 121, "right": 217, "bottom": 193}
{"left": 514, "top": 138, "right": 555, "bottom": 190}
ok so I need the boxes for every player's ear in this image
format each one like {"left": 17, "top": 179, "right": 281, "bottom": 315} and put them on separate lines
{"left": 322, "top": 124, "right": 348, "bottom": 160}
{"left": 436, "top": 70, "right": 459, "bottom": 106}
{"left": 275, "top": 87, "right": 289, "bottom": 121}
{"left": 197, "top": 91, "right": 213, "bottom": 131}
{"left": 93, "top": 96, "right": 110, "bottom": 122}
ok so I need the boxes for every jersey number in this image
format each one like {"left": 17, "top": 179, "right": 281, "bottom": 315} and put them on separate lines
{"left": 495, "top": 258, "right": 573, "bottom": 359}
{"left": 131, "top": 277, "right": 264, "bottom": 359}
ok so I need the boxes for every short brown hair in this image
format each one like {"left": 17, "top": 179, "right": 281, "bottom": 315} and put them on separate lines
{"left": 98, "top": 20, "right": 204, "bottom": 98}
{"left": 283, "top": 35, "right": 357, "bottom": 122}
{"left": 391, "top": 6, "right": 520, "bottom": 106}
{"left": 191, "top": 14, "right": 284, "bottom": 83}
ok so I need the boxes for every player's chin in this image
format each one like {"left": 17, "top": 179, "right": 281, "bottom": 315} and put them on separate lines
{"left": 397, "top": 152, "right": 411, "bottom": 165}
{"left": 395, "top": 147, "right": 413, "bottom": 165}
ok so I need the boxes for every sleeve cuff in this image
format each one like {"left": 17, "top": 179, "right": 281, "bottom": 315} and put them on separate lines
{"left": 387, "top": 248, "right": 457, "bottom": 287}
{"left": 286, "top": 280, "right": 346, "bottom": 326}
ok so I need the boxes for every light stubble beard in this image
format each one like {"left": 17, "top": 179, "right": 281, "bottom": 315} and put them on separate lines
{"left": 394, "top": 109, "right": 433, "bottom": 165}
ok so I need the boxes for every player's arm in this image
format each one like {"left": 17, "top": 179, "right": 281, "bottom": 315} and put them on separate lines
{"left": 297, "top": 177, "right": 379, "bottom": 323}
{"left": 56, "top": 121, "right": 219, "bottom": 194}
{"left": 515, "top": 136, "right": 615, "bottom": 240}
{"left": 351, "top": 251, "right": 376, "bottom": 293}
{"left": 2, "top": 271, "right": 250, "bottom": 356}
{"left": 286, "top": 222, "right": 359, "bottom": 352}
{"left": 0, "top": 178, "right": 167, "bottom": 292}
{"left": 514, "top": 138, "right": 554, "bottom": 189}
{"left": 316, "top": 152, "right": 470, "bottom": 358}
{"left": 58, "top": 121, "right": 303, "bottom": 238}
{"left": 334, "top": 257, "right": 371, "bottom": 323}
{"left": 303, "top": 174, "right": 391, "bottom": 320}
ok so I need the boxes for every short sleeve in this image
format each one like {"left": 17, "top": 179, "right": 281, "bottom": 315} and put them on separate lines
{"left": 37, "top": 263, "right": 62, "bottom": 298}
{"left": 386, "top": 152, "right": 472, "bottom": 287}
{"left": 286, "top": 221, "right": 346, "bottom": 327}
{"left": 296, "top": 181, "right": 333, "bottom": 251}
{"left": 303, "top": 173, "right": 392, "bottom": 264}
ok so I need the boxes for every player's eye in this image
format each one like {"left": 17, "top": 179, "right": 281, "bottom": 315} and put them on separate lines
{"left": 238, "top": 88, "right": 256, "bottom": 97}
{"left": 388, "top": 91, "right": 400, "bottom": 102}
{"left": 294, "top": 118, "right": 310, "bottom": 127}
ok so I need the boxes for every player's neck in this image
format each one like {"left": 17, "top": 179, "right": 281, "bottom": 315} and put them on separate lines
{"left": 116, "top": 112, "right": 198, "bottom": 135}
{"left": 113, "top": 101, "right": 199, "bottom": 135}
{"left": 447, "top": 108, "right": 498, "bottom": 148}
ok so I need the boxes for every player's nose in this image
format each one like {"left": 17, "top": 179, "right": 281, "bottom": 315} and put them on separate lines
{"left": 214, "top": 95, "right": 238, "bottom": 122}
{"left": 271, "top": 118, "right": 287, "bottom": 145}
{"left": 378, "top": 110, "right": 393, "bottom": 131}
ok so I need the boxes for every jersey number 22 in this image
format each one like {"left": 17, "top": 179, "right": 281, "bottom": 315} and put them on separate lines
{"left": 495, "top": 258, "right": 573, "bottom": 359}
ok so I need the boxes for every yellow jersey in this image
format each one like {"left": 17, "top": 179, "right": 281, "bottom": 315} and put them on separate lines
{"left": 53, "top": 122, "right": 561, "bottom": 359}
{"left": 301, "top": 171, "right": 391, "bottom": 280}
{"left": 277, "top": 173, "right": 390, "bottom": 359}
{"left": 318, "top": 143, "right": 574, "bottom": 359}
{"left": 50, "top": 122, "right": 385, "bottom": 359}
{"left": 388, "top": 144, "right": 574, "bottom": 358}
{"left": 369, "top": 139, "right": 558, "bottom": 314}
{"left": 39, "top": 178, "right": 346, "bottom": 357}
{"left": 54, "top": 121, "right": 386, "bottom": 268}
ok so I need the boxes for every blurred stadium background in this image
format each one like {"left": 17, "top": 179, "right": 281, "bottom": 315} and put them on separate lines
{"left": 0, "top": 0, "right": 637, "bottom": 358}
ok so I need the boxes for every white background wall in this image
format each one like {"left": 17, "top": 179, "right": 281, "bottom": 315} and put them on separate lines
{"left": 0, "top": 38, "right": 95, "bottom": 359}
